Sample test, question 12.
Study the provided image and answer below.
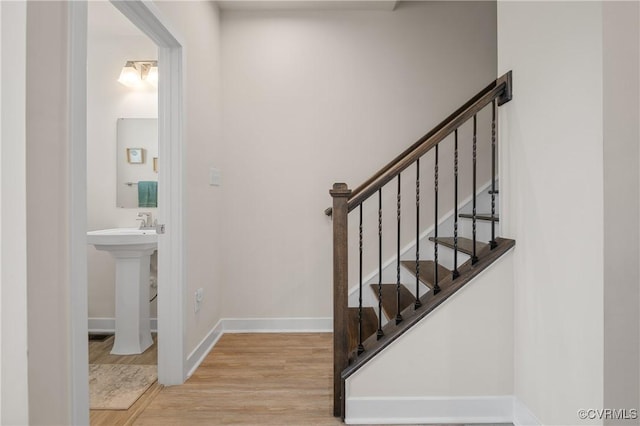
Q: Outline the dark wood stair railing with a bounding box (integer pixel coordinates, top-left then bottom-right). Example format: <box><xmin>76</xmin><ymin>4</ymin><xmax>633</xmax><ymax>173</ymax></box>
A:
<box><xmin>328</xmin><ymin>71</ymin><xmax>514</xmax><ymax>420</ymax></box>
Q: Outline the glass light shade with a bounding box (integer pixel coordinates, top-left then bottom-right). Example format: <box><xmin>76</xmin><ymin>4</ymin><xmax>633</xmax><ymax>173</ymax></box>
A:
<box><xmin>117</xmin><ymin>63</ymin><xmax>142</xmax><ymax>88</ymax></box>
<box><xmin>146</xmin><ymin>66</ymin><xmax>158</xmax><ymax>87</ymax></box>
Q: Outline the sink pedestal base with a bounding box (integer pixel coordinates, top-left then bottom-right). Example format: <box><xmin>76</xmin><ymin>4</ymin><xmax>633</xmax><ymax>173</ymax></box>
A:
<box><xmin>109</xmin><ymin>247</ymin><xmax>155</xmax><ymax>355</ymax></box>
<box><xmin>87</xmin><ymin>229</ymin><xmax>158</xmax><ymax>355</ymax></box>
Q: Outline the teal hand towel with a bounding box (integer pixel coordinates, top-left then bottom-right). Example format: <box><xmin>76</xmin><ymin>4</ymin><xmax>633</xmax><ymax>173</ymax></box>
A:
<box><xmin>138</xmin><ymin>181</ymin><xmax>158</xmax><ymax>208</ymax></box>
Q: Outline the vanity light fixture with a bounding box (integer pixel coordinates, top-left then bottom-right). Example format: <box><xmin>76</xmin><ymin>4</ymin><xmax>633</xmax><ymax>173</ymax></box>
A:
<box><xmin>117</xmin><ymin>60</ymin><xmax>158</xmax><ymax>88</ymax></box>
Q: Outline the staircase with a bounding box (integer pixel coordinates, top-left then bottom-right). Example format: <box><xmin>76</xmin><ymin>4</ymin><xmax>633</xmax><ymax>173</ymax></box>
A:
<box><xmin>327</xmin><ymin>71</ymin><xmax>515</xmax><ymax>419</ymax></box>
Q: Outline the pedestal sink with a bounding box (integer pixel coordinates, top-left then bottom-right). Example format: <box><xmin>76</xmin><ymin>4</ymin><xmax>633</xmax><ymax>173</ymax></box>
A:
<box><xmin>87</xmin><ymin>228</ymin><xmax>157</xmax><ymax>355</ymax></box>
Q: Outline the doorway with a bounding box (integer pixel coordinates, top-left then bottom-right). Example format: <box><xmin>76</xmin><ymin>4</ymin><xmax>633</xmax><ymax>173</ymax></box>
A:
<box><xmin>86</xmin><ymin>1</ymin><xmax>159</xmax><ymax>418</ymax></box>
<box><xmin>69</xmin><ymin>1</ymin><xmax>186</xmax><ymax>423</ymax></box>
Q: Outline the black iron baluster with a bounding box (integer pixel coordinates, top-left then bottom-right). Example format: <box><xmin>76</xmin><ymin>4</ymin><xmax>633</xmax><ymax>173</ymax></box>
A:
<box><xmin>490</xmin><ymin>100</ymin><xmax>498</xmax><ymax>249</ymax></box>
<box><xmin>433</xmin><ymin>145</ymin><xmax>441</xmax><ymax>295</ymax></box>
<box><xmin>415</xmin><ymin>159</ymin><xmax>421</xmax><ymax>308</ymax></box>
<box><xmin>377</xmin><ymin>188</ymin><xmax>384</xmax><ymax>339</ymax></box>
<box><xmin>396</xmin><ymin>174</ymin><xmax>402</xmax><ymax>324</ymax></box>
<box><xmin>471</xmin><ymin>114</ymin><xmax>479</xmax><ymax>264</ymax></box>
<box><xmin>453</xmin><ymin>129</ymin><xmax>460</xmax><ymax>279</ymax></box>
<box><xmin>357</xmin><ymin>204</ymin><xmax>364</xmax><ymax>354</ymax></box>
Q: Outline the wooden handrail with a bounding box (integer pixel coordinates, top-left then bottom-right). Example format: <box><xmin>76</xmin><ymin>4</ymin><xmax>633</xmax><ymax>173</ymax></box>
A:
<box><xmin>324</xmin><ymin>71</ymin><xmax>512</xmax><ymax>216</ymax></box>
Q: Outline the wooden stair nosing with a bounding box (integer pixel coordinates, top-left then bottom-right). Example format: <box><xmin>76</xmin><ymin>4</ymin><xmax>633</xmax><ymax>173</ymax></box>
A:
<box><xmin>400</xmin><ymin>260</ymin><xmax>450</xmax><ymax>289</ymax></box>
<box><xmin>428</xmin><ymin>236</ymin><xmax>488</xmax><ymax>256</ymax></box>
<box><xmin>342</xmin><ymin>237</ymin><xmax>516</xmax><ymax>380</ymax></box>
<box><xmin>458</xmin><ymin>213</ymin><xmax>499</xmax><ymax>222</ymax></box>
<box><xmin>368</xmin><ymin>283</ymin><xmax>415</xmax><ymax>321</ymax></box>
<box><xmin>347</xmin><ymin>307</ymin><xmax>378</xmax><ymax>354</ymax></box>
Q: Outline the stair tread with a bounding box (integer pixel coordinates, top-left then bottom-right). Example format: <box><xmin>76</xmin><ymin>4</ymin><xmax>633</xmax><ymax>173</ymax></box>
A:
<box><xmin>459</xmin><ymin>213</ymin><xmax>499</xmax><ymax>222</ymax></box>
<box><xmin>369</xmin><ymin>283</ymin><xmax>415</xmax><ymax>321</ymax></box>
<box><xmin>428</xmin><ymin>236</ymin><xmax>488</xmax><ymax>256</ymax></box>
<box><xmin>401</xmin><ymin>260</ymin><xmax>450</xmax><ymax>289</ymax></box>
<box><xmin>348</xmin><ymin>307</ymin><xmax>378</xmax><ymax>354</ymax></box>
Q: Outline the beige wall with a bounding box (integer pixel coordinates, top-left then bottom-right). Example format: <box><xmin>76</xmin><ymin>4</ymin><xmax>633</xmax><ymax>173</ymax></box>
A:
<box><xmin>26</xmin><ymin>2</ymin><xmax>72</xmax><ymax>424</ymax></box>
<box><xmin>498</xmin><ymin>2</ymin><xmax>605</xmax><ymax>424</ymax></box>
<box><xmin>154</xmin><ymin>1</ymin><xmax>224</xmax><ymax>354</ymax></box>
<box><xmin>1</xmin><ymin>1</ymin><xmax>29</xmax><ymax>424</ymax></box>
<box><xmin>603</xmin><ymin>2</ymin><xmax>640</xmax><ymax>423</ymax></box>
<box><xmin>219</xmin><ymin>1</ymin><xmax>497</xmax><ymax>320</ymax></box>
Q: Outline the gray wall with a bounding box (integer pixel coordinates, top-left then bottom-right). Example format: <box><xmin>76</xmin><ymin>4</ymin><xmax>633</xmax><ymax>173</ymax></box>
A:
<box><xmin>498</xmin><ymin>2</ymin><xmax>605</xmax><ymax>423</ymax></box>
<box><xmin>603</xmin><ymin>2</ymin><xmax>640</xmax><ymax>423</ymax></box>
<box><xmin>219</xmin><ymin>1</ymin><xmax>497</xmax><ymax>319</ymax></box>
<box><xmin>26</xmin><ymin>2</ymin><xmax>72</xmax><ymax>424</ymax></box>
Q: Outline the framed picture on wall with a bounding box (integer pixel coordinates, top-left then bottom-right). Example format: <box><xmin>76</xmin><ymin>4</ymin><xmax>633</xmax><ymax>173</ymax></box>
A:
<box><xmin>153</xmin><ymin>157</ymin><xmax>158</xmax><ymax>173</ymax></box>
<box><xmin>127</xmin><ymin>148</ymin><xmax>144</xmax><ymax>164</ymax></box>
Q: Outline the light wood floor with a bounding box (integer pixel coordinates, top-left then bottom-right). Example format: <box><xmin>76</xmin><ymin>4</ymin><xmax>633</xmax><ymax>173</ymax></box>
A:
<box><xmin>134</xmin><ymin>333</ymin><xmax>343</xmax><ymax>425</ymax></box>
<box><xmin>90</xmin><ymin>334</ymin><xmax>161</xmax><ymax>426</ymax></box>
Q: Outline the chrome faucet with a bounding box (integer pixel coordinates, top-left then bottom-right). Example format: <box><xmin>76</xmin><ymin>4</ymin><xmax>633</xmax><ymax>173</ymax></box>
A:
<box><xmin>137</xmin><ymin>212</ymin><xmax>153</xmax><ymax>229</ymax></box>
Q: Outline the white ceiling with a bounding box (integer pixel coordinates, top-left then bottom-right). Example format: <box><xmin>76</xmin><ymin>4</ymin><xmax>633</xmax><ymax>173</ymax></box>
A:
<box><xmin>216</xmin><ymin>0</ymin><xmax>399</xmax><ymax>11</ymax></box>
<box><xmin>87</xmin><ymin>0</ymin><xmax>399</xmax><ymax>34</ymax></box>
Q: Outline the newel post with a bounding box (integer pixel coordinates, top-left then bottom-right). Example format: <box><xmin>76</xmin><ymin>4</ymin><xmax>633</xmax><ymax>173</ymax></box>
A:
<box><xmin>330</xmin><ymin>182</ymin><xmax>351</xmax><ymax>418</ymax></box>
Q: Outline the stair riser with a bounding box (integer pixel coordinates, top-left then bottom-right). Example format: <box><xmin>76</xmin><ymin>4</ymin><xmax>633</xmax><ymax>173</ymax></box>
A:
<box><xmin>460</xmin><ymin>187</ymin><xmax>497</xmax><ymax>213</ymax></box>
<box><xmin>458</xmin><ymin>219</ymin><xmax>500</xmax><ymax>244</ymax></box>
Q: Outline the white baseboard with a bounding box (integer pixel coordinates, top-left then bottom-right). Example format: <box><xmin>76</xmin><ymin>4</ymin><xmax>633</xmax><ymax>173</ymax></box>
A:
<box><xmin>186</xmin><ymin>319</ymin><xmax>225</xmax><ymax>378</ymax></box>
<box><xmin>345</xmin><ymin>395</ymin><xmax>514</xmax><ymax>424</ymax></box>
<box><xmin>185</xmin><ymin>317</ymin><xmax>332</xmax><ymax>379</ymax></box>
<box><xmin>220</xmin><ymin>317</ymin><xmax>332</xmax><ymax>333</ymax></box>
<box><xmin>513</xmin><ymin>396</ymin><xmax>542</xmax><ymax>426</ymax></box>
<box><xmin>345</xmin><ymin>395</ymin><xmax>541</xmax><ymax>425</ymax></box>
<box><xmin>88</xmin><ymin>317</ymin><xmax>158</xmax><ymax>333</ymax></box>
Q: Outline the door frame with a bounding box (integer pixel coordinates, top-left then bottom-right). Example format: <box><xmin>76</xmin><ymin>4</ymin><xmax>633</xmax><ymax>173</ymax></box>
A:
<box><xmin>69</xmin><ymin>1</ymin><xmax>186</xmax><ymax>423</ymax></box>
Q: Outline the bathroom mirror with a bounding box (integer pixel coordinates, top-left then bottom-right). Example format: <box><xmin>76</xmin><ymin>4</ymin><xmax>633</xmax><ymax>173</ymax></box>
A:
<box><xmin>116</xmin><ymin>118</ymin><xmax>158</xmax><ymax>208</ymax></box>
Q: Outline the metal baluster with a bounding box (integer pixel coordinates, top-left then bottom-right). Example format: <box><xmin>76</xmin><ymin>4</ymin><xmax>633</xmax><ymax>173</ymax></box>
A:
<box><xmin>453</xmin><ymin>129</ymin><xmax>460</xmax><ymax>279</ymax></box>
<box><xmin>490</xmin><ymin>100</ymin><xmax>498</xmax><ymax>249</ymax></box>
<box><xmin>395</xmin><ymin>174</ymin><xmax>403</xmax><ymax>324</ymax></box>
<box><xmin>377</xmin><ymin>189</ymin><xmax>384</xmax><ymax>339</ymax></box>
<box><xmin>433</xmin><ymin>145</ymin><xmax>441</xmax><ymax>294</ymax></box>
<box><xmin>471</xmin><ymin>114</ymin><xmax>479</xmax><ymax>264</ymax></box>
<box><xmin>357</xmin><ymin>204</ymin><xmax>364</xmax><ymax>354</ymax></box>
<box><xmin>415</xmin><ymin>159</ymin><xmax>421</xmax><ymax>308</ymax></box>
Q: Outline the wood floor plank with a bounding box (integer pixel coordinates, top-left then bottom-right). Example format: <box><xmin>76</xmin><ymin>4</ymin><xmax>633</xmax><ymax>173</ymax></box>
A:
<box><xmin>134</xmin><ymin>333</ymin><xmax>343</xmax><ymax>426</ymax></box>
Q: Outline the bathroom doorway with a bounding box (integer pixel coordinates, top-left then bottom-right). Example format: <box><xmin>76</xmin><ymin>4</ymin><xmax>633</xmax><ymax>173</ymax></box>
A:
<box><xmin>86</xmin><ymin>2</ymin><xmax>159</xmax><ymax>419</ymax></box>
<box><xmin>70</xmin><ymin>1</ymin><xmax>185</xmax><ymax>423</ymax></box>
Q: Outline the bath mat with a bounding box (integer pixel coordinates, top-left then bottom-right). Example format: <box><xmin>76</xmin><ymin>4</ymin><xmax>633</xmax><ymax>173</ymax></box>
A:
<box><xmin>89</xmin><ymin>364</ymin><xmax>157</xmax><ymax>410</ymax></box>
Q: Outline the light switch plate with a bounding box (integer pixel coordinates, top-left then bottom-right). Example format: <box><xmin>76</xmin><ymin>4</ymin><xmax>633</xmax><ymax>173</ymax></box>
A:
<box><xmin>209</xmin><ymin>167</ymin><xmax>222</xmax><ymax>186</ymax></box>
